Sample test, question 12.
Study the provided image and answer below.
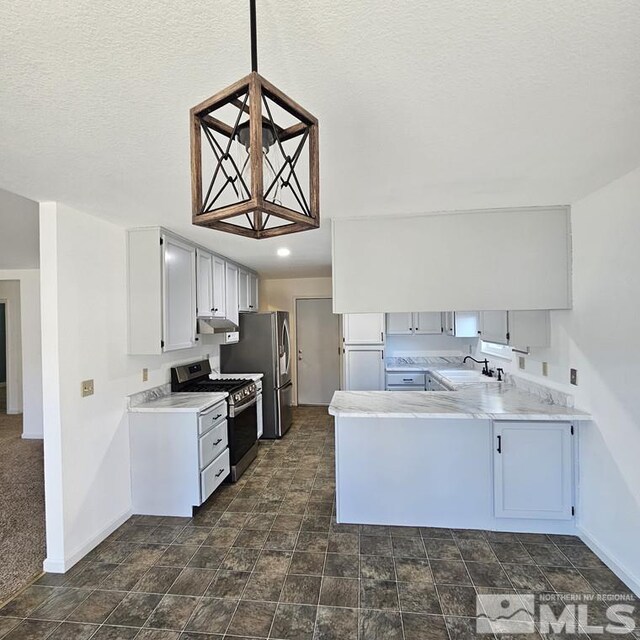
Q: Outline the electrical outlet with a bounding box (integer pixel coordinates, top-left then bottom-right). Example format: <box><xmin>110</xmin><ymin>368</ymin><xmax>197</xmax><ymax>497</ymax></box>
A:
<box><xmin>570</xmin><ymin>368</ymin><xmax>578</xmax><ymax>386</ymax></box>
<box><xmin>81</xmin><ymin>379</ymin><xmax>94</xmax><ymax>397</ymax></box>
<box><xmin>142</xmin><ymin>368</ymin><xmax>148</xmax><ymax>382</ymax></box>
<box><xmin>518</xmin><ymin>356</ymin><xmax>525</xmax><ymax>370</ymax></box>
<box><xmin>542</xmin><ymin>362</ymin><xmax>548</xmax><ymax>377</ymax></box>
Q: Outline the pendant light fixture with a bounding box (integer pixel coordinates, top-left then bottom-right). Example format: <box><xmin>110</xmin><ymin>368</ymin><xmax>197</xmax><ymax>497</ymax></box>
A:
<box><xmin>190</xmin><ymin>0</ymin><xmax>319</xmax><ymax>238</ymax></box>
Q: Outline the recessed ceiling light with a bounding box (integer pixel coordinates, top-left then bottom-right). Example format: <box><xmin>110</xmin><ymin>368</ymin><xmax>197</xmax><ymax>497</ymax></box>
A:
<box><xmin>277</xmin><ymin>247</ymin><xmax>291</xmax><ymax>257</ymax></box>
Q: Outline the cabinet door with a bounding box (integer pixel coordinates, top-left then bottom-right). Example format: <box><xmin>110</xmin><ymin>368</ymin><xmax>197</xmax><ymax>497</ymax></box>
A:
<box><xmin>454</xmin><ymin>312</ymin><xmax>481</xmax><ymax>338</ymax></box>
<box><xmin>196</xmin><ymin>249</ymin><xmax>213</xmax><ymax>318</ymax></box>
<box><xmin>225</xmin><ymin>263</ymin><xmax>239</xmax><ymax>328</ymax></box>
<box><xmin>343</xmin><ymin>348</ymin><xmax>385</xmax><ymax>390</ymax></box>
<box><xmin>414</xmin><ymin>312</ymin><xmax>443</xmax><ymax>335</ymax></box>
<box><xmin>508</xmin><ymin>311</ymin><xmax>550</xmax><ymax>348</ymax></box>
<box><xmin>238</xmin><ymin>268</ymin><xmax>250</xmax><ymax>312</ymax></box>
<box><xmin>442</xmin><ymin>312</ymin><xmax>454</xmax><ymax>336</ymax></box>
<box><xmin>494</xmin><ymin>422</ymin><xmax>574</xmax><ymax>520</ymax></box>
<box><xmin>249</xmin><ymin>273</ymin><xmax>258</xmax><ymax>312</ymax></box>
<box><xmin>212</xmin><ymin>256</ymin><xmax>227</xmax><ymax>318</ymax></box>
<box><xmin>386</xmin><ymin>313</ymin><xmax>413</xmax><ymax>335</ymax></box>
<box><xmin>162</xmin><ymin>235</ymin><xmax>196</xmax><ymax>351</ymax></box>
<box><xmin>343</xmin><ymin>314</ymin><xmax>385</xmax><ymax>344</ymax></box>
<box><xmin>480</xmin><ymin>311</ymin><xmax>509</xmax><ymax>344</ymax></box>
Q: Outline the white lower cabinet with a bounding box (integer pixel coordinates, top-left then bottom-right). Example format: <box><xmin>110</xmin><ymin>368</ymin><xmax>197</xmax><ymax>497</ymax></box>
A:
<box><xmin>130</xmin><ymin>399</ymin><xmax>230</xmax><ymax>517</ymax></box>
<box><xmin>493</xmin><ymin>421</ymin><xmax>574</xmax><ymax>520</ymax></box>
<box><xmin>343</xmin><ymin>347</ymin><xmax>385</xmax><ymax>390</ymax></box>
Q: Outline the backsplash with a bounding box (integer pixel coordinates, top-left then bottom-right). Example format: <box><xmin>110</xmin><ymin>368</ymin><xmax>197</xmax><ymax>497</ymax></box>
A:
<box><xmin>127</xmin><ymin>383</ymin><xmax>170</xmax><ymax>408</ymax></box>
<box><xmin>508</xmin><ymin>375</ymin><xmax>574</xmax><ymax>408</ymax></box>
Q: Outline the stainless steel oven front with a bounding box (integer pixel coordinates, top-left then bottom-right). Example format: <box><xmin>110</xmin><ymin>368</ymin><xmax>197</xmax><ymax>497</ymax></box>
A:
<box><xmin>227</xmin><ymin>394</ymin><xmax>259</xmax><ymax>481</ymax></box>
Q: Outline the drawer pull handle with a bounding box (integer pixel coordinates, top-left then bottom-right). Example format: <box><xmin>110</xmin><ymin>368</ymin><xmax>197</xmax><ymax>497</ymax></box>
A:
<box><xmin>211</xmin><ymin>414</ymin><xmax>222</xmax><ymax>421</ymax></box>
<box><xmin>213</xmin><ymin>438</ymin><xmax>222</xmax><ymax>446</ymax></box>
<box><xmin>403</xmin><ymin>379</ymin><xmax>413</xmax><ymax>382</ymax></box>
<box><xmin>215</xmin><ymin>468</ymin><xmax>225</xmax><ymax>477</ymax></box>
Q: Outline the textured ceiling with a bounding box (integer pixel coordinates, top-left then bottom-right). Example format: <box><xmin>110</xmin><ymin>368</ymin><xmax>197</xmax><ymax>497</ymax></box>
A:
<box><xmin>1</xmin><ymin>0</ymin><xmax>639</xmax><ymax>277</ymax></box>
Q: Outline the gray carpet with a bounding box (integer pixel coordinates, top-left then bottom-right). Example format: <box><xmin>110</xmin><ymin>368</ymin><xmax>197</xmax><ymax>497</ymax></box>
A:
<box><xmin>0</xmin><ymin>402</ymin><xmax>45</xmax><ymax>604</ymax></box>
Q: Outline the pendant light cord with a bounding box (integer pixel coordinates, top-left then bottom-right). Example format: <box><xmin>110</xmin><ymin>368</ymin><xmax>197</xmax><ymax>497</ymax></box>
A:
<box><xmin>250</xmin><ymin>0</ymin><xmax>258</xmax><ymax>72</ymax></box>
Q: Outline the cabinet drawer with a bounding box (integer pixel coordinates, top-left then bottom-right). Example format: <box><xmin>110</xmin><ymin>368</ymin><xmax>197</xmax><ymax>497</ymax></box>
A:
<box><xmin>199</xmin><ymin>421</ymin><xmax>228</xmax><ymax>470</ymax></box>
<box><xmin>199</xmin><ymin>402</ymin><xmax>227</xmax><ymax>435</ymax></box>
<box><xmin>387</xmin><ymin>385</ymin><xmax>425</xmax><ymax>392</ymax></box>
<box><xmin>387</xmin><ymin>373</ymin><xmax>426</xmax><ymax>386</ymax></box>
<box><xmin>201</xmin><ymin>448</ymin><xmax>230</xmax><ymax>503</ymax></box>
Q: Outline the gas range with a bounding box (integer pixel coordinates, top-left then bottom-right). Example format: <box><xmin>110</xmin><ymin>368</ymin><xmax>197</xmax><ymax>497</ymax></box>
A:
<box><xmin>171</xmin><ymin>360</ymin><xmax>259</xmax><ymax>483</ymax></box>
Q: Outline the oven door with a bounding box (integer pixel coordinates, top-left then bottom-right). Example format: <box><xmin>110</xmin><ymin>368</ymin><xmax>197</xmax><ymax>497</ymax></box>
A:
<box><xmin>228</xmin><ymin>397</ymin><xmax>258</xmax><ymax>466</ymax></box>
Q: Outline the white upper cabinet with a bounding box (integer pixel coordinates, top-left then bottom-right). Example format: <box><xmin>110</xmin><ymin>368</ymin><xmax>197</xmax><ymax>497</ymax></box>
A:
<box><xmin>479</xmin><ymin>311</ymin><xmax>509</xmax><ymax>345</ymax></box>
<box><xmin>196</xmin><ymin>249</ymin><xmax>214</xmax><ymax>318</ymax></box>
<box><xmin>387</xmin><ymin>312</ymin><xmax>442</xmax><ymax>336</ymax></box>
<box><xmin>443</xmin><ymin>312</ymin><xmax>480</xmax><ymax>338</ymax></box>
<box><xmin>127</xmin><ymin>227</ymin><xmax>255</xmax><ymax>354</ymax></box>
<box><xmin>197</xmin><ymin>250</ymin><xmax>230</xmax><ymax>320</ymax></box>
<box><xmin>343</xmin><ymin>313</ymin><xmax>386</xmax><ymax>345</ymax></box>
<box><xmin>414</xmin><ymin>312</ymin><xmax>443</xmax><ymax>335</ymax></box>
<box><xmin>386</xmin><ymin>313</ymin><xmax>414</xmax><ymax>335</ymax></box>
<box><xmin>128</xmin><ymin>228</ymin><xmax>196</xmax><ymax>354</ymax></box>
<box><xmin>162</xmin><ymin>235</ymin><xmax>197</xmax><ymax>351</ymax></box>
<box><xmin>238</xmin><ymin>268</ymin><xmax>258</xmax><ymax>313</ymax></box>
<box><xmin>343</xmin><ymin>347</ymin><xmax>385</xmax><ymax>390</ymax></box>
<box><xmin>225</xmin><ymin>262</ymin><xmax>239</xmax><ymax>328</ymax></box>
<box><xmin>494</xmin><ymin>421</ymin><xmax>574</xmax><ymax>520</ymax></box>
<box><xmin>249</xmin><ymin>273</ymin><xmax>259</xmax><ymax>311</ymax></box>
<box><xmin>480</xmin><ymin>311</ymin><xmax>550</xmax><ymax>348</ymax></box>
<box><xmin>212</xmin><ymin>255</ymin><xmax>227</xmax><ymax>318</ymax></box>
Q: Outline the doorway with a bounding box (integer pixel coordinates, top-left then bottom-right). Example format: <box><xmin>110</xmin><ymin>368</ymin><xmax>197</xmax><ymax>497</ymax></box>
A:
<box><xmin>0</xmin><ymin>301</ymin><xmax>5</xmax><ymax>413</ymax></box>
<box><xmin>295</xmin><ymin>298</ymin><xmax>340</xmax><ymax>405</ymax></box>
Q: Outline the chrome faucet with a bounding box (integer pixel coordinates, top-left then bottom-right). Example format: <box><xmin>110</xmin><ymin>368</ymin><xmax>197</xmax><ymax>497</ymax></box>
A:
<box><xmin>463</xmin><ymin>356</ymin><xmax>490</xmax><ymax>376</ymax></box>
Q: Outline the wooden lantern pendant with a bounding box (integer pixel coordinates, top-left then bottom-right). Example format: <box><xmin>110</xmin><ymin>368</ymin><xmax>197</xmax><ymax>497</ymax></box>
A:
<box><xmin>190</xmin><ymin>1</ymin><xmax>319</xmax><ymax>239</ymax></box>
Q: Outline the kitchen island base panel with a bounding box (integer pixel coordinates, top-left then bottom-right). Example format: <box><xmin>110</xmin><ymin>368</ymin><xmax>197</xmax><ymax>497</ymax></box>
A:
<box><xmin>335</xmin><ymin>416</ymin><xmax>577</xmax><ymax>535</ymax></box>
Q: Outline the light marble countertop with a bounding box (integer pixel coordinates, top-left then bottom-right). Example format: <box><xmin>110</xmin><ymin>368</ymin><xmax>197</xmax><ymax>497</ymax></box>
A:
<box><xmin>328</xmin><ymin>386</ymin><xmax>590</xmax><ymax>421</ymax></box>
<box><xmin>128</xmin><ymin>392</ymin><xmax>228</xmax><ymax>413</ymax></box>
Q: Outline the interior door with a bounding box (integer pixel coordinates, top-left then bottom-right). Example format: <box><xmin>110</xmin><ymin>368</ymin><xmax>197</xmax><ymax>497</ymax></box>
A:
<box><xmin>296</xmin><ymin>298</ymin><xmax>341</xmax><ymax>405</ymax></box>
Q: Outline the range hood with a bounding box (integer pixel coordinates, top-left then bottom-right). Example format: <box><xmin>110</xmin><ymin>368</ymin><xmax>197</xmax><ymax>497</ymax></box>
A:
<box><xmin>197</xmin><ymin>317</ymin><xmax>238</xmax><ymax>334</ymax></box>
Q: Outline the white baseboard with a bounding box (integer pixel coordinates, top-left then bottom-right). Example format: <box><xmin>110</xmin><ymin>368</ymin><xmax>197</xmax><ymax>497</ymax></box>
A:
<box><xmin>6</xmin><ymin>409</ymin><xmax>21</xmax><ymax>415</ymax></box>
<box><xmin>43</xmin><ymin>508</ymin><xmax>133</xmax><ymax>574</ymax></box>
<box><xmin>578</xmin><ymin>525</ymin><xmax>640</xmax><ymax>598</ymax></box>
<box><xmin>22</xmin><ymin>432</ymin><xmax>43</xmax><ymax>440</ymax></box>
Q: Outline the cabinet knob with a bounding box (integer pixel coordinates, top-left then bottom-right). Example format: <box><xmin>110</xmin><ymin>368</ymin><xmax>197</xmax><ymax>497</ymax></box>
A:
<box><xmin>212</xmin><ymin>308</ymin><xmax>217</xmax><ymax>312</ymax></box>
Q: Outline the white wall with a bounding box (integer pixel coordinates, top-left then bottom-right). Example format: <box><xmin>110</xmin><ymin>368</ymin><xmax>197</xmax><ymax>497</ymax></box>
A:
<box><xmin>477</xmin><ymin>167</ymin><xmax>640</xmax><ymax>595</ymax></box>
<box><xmin>0</xmin><ymin>187</ymin><xmax>39</xmax><ymax>269</ymax></box>
<box><xmin>260</xmin><ymin>277</ymin><xmax>333</xmax><ymax>404</ymax></box>
<box><xmin>40</xmin><ymin>202</ymin><xmax>225</xmax><ymax>572</ymax></box>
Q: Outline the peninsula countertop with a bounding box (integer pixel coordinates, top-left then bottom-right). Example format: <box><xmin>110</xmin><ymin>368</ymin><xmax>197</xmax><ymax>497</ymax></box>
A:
<box><xmin>328</xmin><ymin>386</ymin><xmax>591</xmax><ymax>421</ymax></box>
<box><xmin>128</xmin><ymin>392</ymin><xmax>228</xmax><ymax>413</ymax></box>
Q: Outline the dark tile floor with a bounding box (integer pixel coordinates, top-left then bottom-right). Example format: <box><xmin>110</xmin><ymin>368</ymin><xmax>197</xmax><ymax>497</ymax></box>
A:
<box><xmin>0</xmin><ymin>407</ymin><xmax>637</xmax><ymax>639</ymax></box>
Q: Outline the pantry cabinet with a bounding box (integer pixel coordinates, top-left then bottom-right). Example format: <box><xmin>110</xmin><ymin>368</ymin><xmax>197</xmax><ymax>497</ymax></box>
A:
<box><xmin>493</xmin><ymin>421</ymin><xmax>574</xmax><ymax>520</ymax></box>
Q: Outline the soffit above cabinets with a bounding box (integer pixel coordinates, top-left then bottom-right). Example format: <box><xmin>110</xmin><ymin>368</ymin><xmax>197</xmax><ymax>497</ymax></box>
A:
<box><xmin>332</xmin><ymin>206</ymin><xmax>571</xmax><ymax>313</ymax></box>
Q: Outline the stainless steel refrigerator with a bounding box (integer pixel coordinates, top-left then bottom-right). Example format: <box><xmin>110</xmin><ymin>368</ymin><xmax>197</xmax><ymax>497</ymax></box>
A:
<box><xmin>220</xmin><ymin>311</ymin><xmax>293</xmax><ymax>438</ymax></box>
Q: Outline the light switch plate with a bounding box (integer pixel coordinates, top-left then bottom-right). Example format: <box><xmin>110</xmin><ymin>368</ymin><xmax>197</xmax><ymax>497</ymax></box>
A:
<box><xmin>81</xmin><ymin>379</ymin><xmax>94</xmax><ymax>397</ymax></box>
<box><xmin>542</xmin><ymin>362</ymin><xmax>548</xmax><ymax>377</ymax></box>
<box><xmin>142</xmin><ymin>368</ymin><xmax>148</xmax><ymax>382</ymax></box>
<box><xmin>518</xmin><ymin>356</ymin><xmax>525</xmax><ymax>370</ymax></box>
<box><xmin>570</xmin><ymin>368</ymin><xmax>578</xmax><ymax>386</ymax></box>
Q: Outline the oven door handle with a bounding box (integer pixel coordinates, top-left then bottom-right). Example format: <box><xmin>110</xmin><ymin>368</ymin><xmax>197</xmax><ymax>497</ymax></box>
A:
<box><xmin>229</xmin><ymin>395</ymin><xmax>257</xmax><ymax>417</ymax></box>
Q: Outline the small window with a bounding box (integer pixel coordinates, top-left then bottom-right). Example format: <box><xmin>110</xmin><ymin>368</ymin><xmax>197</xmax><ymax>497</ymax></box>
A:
<box><xmin>480</xmin><ymin>341</ymin><xmax>512</xmax><ymax>360</ymax></box>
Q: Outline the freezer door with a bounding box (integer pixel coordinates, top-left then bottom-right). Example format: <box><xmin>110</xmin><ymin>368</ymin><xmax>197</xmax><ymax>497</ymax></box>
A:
<box><xmin>276</xmin><ymin>381</ymin><xmax>293</xmax><ymax>437</ymax></box>
<box><xmin>276</xmin><ymin>312</ymin><xmax>292</xmax><ymax>387</ymax></box>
